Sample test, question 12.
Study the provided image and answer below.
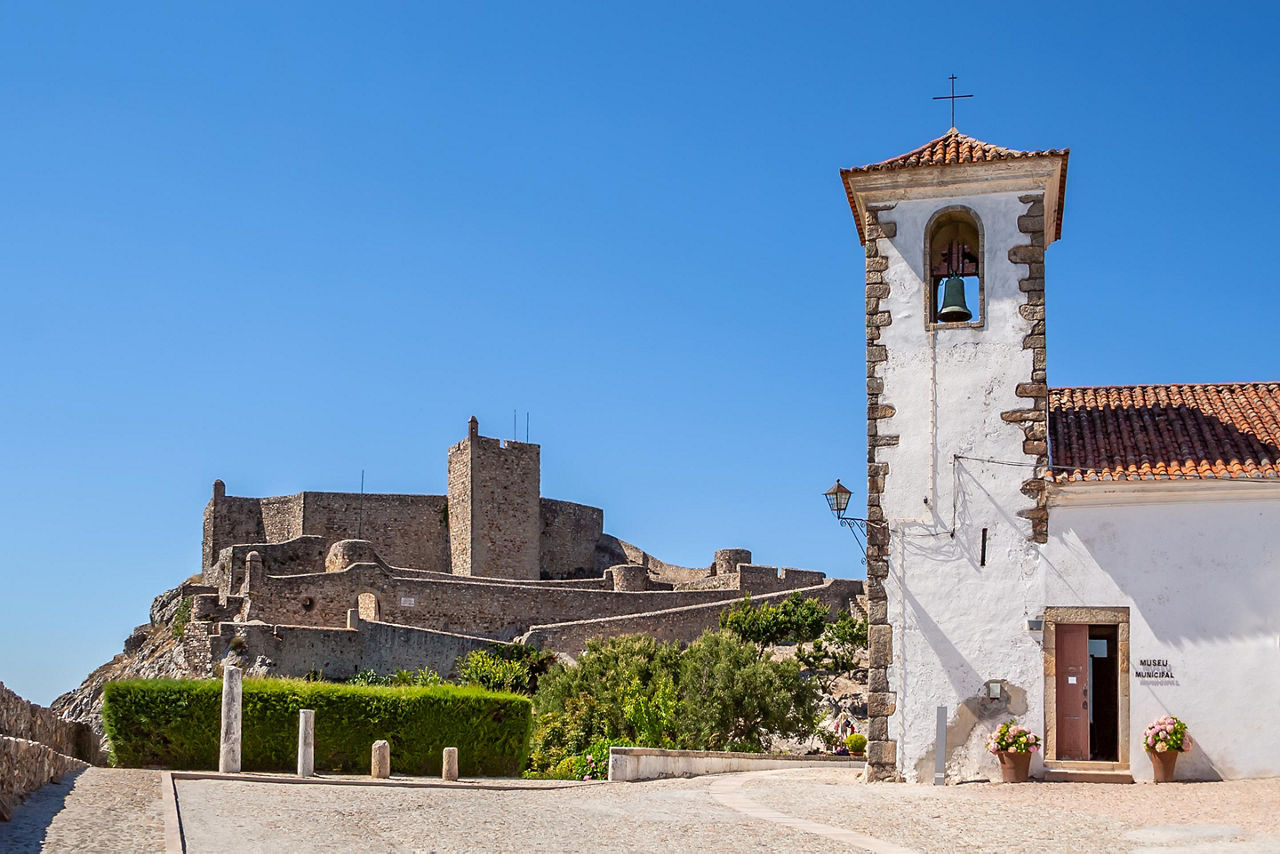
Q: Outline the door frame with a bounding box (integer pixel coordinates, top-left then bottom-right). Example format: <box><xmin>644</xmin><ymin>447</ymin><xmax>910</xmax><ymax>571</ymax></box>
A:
<box><xmin>1043</xmin><ymin>606</ymin><xmax>1130</xmax><ymax>767</ymax></box>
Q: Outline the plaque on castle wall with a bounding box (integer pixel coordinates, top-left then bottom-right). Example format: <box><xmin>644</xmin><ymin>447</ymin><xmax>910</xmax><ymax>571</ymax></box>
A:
<box><xmin>400</xmin><ymin>597</ymin><xmax>416</xmax><ymax>607</ymax></box>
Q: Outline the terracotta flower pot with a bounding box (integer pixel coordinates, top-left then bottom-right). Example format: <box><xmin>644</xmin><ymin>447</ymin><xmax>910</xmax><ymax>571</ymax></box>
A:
<box><xmin>1148</xmin><ymin>749</ymin><xmax>1179</xmax><ymax>783</ymax></box>
<box><xmin>997</xmin><ymin>750</ymin><xmax>1032</xmax><ymax>783</ymax></box>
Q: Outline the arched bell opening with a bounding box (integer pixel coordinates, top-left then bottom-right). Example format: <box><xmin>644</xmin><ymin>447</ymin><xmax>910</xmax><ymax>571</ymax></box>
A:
<box><xmin>925</xmin><ymin>208</ymin><xmax>983</xmax><ymax>326</ymax></box>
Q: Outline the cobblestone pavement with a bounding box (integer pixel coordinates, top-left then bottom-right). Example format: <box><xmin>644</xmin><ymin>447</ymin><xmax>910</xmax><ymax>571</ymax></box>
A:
<box><xmin>174</xmin><ymin>770</ymin><xmax>1280</xmax><ymax>854</ymax></box>
<box><xmin>0</xmin><ymin>768</ymin><xmax>165</xmax><ymax>854</ymax></box>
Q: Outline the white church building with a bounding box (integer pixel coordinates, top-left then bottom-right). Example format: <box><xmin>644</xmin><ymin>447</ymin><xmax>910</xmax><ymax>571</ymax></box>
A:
<box><xmin>840</xmin><ymin>129</ymin><xmax>1280</xmax><ymax>783</ymax></box>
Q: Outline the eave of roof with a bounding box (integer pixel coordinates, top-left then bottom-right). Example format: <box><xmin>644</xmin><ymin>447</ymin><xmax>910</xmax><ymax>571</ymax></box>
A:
<box><xmin>840</xmin><ymin>128</ymin><xmax>1069</xmax><ymax>244</ymax></box>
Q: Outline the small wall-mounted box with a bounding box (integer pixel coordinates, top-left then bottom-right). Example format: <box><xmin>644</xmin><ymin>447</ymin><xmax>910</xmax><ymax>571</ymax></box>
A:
<box><xmin>1026</xmin><ymin>618</ymin><xmax>1045</xmax><ymax>632</ymax></box>
<box><xmin>984</xmin><ymin>680</ymin><xmax>1003</xmax><ymax>699</ymax></box>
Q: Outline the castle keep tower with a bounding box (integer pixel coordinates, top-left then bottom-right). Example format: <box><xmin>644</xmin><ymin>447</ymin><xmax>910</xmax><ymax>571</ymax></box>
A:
<box><xmin>447</xmin><ymin>416</ymin><xmax>542</xmax><ymax>579</ymax></box>
<box><xmin>841</xmin><ymin>130</ymin><xmax>1069</xmax><ymax>782</ymax></box>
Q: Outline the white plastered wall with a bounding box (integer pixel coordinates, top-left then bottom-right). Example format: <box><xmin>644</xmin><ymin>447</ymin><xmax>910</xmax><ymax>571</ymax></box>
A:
<box><xmin>1042</xmin><ymin>487</ymin><xmax>1280</xmax><ymax>781</ymax></box>
<box><xmin>876</xmin><ymin>187</ymin><xmax>1047</xmax><ymax>782</ymax></box>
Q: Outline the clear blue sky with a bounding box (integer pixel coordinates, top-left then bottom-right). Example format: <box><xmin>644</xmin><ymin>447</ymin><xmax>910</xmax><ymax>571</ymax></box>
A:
<box><xmin>2</xmin><ymin>3</ymin><xmax>1275</xmax><ymax>704</ymax></box>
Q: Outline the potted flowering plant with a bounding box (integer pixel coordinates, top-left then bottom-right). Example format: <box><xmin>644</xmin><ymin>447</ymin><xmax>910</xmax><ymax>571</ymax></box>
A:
<box><xmin>985</xmin><ymin>720</ymin><xmax>1041</xmax><ymax>783</ymax></box>
<box><xmin>1144</xmin><ymin>715</ymin><xmax>1191</xmax><ymax>783</ymax></box>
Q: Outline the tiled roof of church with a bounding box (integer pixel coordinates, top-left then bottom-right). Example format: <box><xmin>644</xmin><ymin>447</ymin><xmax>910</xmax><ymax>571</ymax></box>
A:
<box><xmin>1047</xmin><ymin>383</ymin><xmax>1280</xmax><ymax>482</ymax></box>
<box><xmin>840</xmin><ymin>128</ymin><xmax>1070</xmax><ymax>243</ymax></box>
<box><xmin>843</xmin><ymin>128</ymin><xmax>1069</xmax><ymax>173</ymax></box>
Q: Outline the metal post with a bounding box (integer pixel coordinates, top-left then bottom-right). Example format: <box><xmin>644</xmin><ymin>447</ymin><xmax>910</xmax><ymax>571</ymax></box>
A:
<box><xmin>933</xmin><ymin>705</ymin><xmax>947</xmax><ymax>785</ymax></box>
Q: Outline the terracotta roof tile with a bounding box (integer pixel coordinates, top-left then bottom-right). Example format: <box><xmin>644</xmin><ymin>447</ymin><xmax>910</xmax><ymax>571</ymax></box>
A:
<box><xmin>840</xmin><ymin>128</ymin><xmax>1070</xmax><ymax>244</ymax></box>
<box><xmin>843</xmin><ymin>128</ymin><xmax>1068</xmax><ymax>174</ymax></box>
<box><xmin>1048</xmin><ymin>383</ymin><xmax>1280</xmax><ymax>483</ymax></box>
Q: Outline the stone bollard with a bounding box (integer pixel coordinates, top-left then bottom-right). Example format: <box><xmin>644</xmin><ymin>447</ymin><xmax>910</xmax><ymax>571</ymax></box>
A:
<box><xmin>219</xmin><ymin>665</ymin><xmax>242</xmax><ymax>773</ymax></box>
<box><xmin>371</xmin><ymin>740</ymin><xmax>390</xmax><ymax>779</ymax></box>
<box><xmin>297</xmin><ymin>709</ymin><xmax>315</xmax><ymax>777</ymax></box>
<box><xmin>442</xmin><ymin>747</ymin><xmax>458</xmax><ymax>782</ymax></box>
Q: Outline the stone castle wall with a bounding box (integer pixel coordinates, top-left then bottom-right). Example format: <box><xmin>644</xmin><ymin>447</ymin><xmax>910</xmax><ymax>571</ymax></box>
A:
<box><xmin>204</xmin><ymin>487</ymin><xmax>449</xmax><ymax>578</ymax></box>
<box><xmin>520</xmin><ymin>579</ymin><xmax>863</xmax><ymax>652</ymax></box>
<box><xmin>539</xmin><ymin>498</ymin><xmax>604</xmax><ymax>578</ymax></box>
<box><xmin>241</xmin><ymin>564</ymin><xmax>758</xmax><ymax>641</ymax></box>
<box><xmin>208</xmin><ymin>617</ymin><xmax>493</xmax><ymax>681</ymax></box>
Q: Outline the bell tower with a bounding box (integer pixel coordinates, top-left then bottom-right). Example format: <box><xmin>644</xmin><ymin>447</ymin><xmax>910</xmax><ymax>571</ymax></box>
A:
<box><xmin>840</xmin><ymin>129</ymin><xmax>1069</xmax><ymax>782</ymax></box>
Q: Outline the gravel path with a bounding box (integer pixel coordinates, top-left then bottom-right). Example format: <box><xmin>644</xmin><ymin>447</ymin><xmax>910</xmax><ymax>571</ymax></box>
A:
<box><xmin>0</xmin><ymin>768</ymin><xmax>165</xmax><ymax>854</ymax></box>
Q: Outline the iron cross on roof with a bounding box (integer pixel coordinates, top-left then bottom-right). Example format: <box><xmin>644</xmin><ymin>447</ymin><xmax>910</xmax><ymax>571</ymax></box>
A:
<box><xmin>932</xmin><ymin>75</ymin><xmax>973</xmax><ymax>128</ymax></box>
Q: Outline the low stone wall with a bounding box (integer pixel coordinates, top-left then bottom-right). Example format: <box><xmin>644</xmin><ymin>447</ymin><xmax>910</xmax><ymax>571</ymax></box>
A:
<box><xmin>0</xmin><ymin>736</ymin><xmax>89</xmax><ymax>821</ymax></box>
<box><xmin>607</xmin><ymin>746</ymin><xmax>864</xmax><ymax>782</ymax></box>
<box><xmin>519</xmin><ymin>579</ymin><xmax>862</xmax><ymax>653</ymax></box>
<box><xmin>0</xmin><ymin>682</ymin><xmax>101</xmax><ymax>764</ymax></box>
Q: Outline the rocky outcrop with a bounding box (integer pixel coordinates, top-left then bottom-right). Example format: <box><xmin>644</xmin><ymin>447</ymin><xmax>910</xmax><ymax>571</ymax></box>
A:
<box><xmin>51</xmin><ymin>583</ymin><xmax>212</xmax><ymax>748</ymax></box>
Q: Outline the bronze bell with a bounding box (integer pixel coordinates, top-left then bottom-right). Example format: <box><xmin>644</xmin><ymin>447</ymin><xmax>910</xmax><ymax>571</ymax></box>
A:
<box><xmin>936</xmin><ymin>276</ymin><xmax>972</xmax><ymax>322</ymax></box>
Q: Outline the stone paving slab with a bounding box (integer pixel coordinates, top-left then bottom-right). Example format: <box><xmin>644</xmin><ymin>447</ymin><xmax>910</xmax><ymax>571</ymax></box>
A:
<box><xmin>739</xmin><ymin>769</ymin><xmax>1280</xmax><ymax>853</ymax></box>
<box><xmin>6</xmin><ymin>765</ymin><xmax>1280</xmax><ymax>853</ymax></box>
<box><xmin>174</xmin><ymin>776</ymin><xmax>831</xmax><ymax>853</ymax></box>
<box><xmin>0</xmin><ymin>768</ymin><xmax>165</xmax><ymax>854</ymax></box>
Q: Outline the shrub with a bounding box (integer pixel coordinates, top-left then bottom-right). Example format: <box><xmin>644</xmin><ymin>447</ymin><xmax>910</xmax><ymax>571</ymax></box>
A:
<box><xmin>171</xmin><ymin>596</ymin><xmax>192</xmax><ymax>639</ymax></box>
<box><xmin>844</xmin><ymin>733</ymin><xmax>867</xmax><ymax>755</ymax></box>
<box><xmin>677</xmin><ymin>630</ymin><xmax>820</xmax><ymax>752</ymax></box>
<box><xmin>718</xmin><ymin>593</ymin><xmax>830</xmax><ymax>651</ymax></box>
<box><xmin>346</xmin><ymin>667</ymin><xmax>444</xmax><ymax>687</ymax></box>
<box><xmin>533</xmin><ymin>634</ymin><xmax>681</xmax><ymax>738</ymax></box>
<box><xmin>103</xmin><ymin>677</ymin><xmax>532</xmax><ymax>775</ymax></box>
<box><xmin>457</xmin><ymin>650</ymin><xmax>531</xmax><ymax>694</ymax></box>
<box><xmin>527</xmin><ymin>630</ymin><xmax>821</xmax><ymax>771</ymax></box>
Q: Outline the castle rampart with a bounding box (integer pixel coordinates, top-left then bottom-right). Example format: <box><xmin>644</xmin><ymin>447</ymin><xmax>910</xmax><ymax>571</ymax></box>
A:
<box><xmin>518</xmin><ymin>578</ymin><xmax>862</xmax><ymax>652</ymax></box>
<box><xmin>234</xmin><ymin>560</ymin><xmax>791</xmax><ymax>641</ymax></box>
<box><xmin>138</xmin><ymin>418</ymin><xmax>862</xmax><ymax>694</ymax></box>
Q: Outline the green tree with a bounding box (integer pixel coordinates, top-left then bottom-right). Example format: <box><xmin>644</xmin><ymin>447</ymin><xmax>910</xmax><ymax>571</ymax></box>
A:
<box><xmin>677</xmin><ymin>630</ymin><xmax>820</xmax><ymax>752</ymax></box>
<box><xmin>718</xmin><ymin>593</ymin><xmax>830</xmax><ymax>651</ymax></box>
<box><xmin>796</xmin><ymin>610</ymin><xmax>868</xmax><ymax>692</ymax></box>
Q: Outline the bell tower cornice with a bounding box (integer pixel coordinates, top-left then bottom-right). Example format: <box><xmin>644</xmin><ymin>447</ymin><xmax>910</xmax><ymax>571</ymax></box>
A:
<box><xmin>841</xmin><ymin>129</ymin><xmax>1068</xmax><ymax>246</ymax></box>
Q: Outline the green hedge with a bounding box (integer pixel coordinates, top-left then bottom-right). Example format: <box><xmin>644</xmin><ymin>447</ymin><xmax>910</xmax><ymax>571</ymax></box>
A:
<box><xmin>102</xmin><ymin>678</ymin><xmax>532</xmax><ymax>776</ymax></box>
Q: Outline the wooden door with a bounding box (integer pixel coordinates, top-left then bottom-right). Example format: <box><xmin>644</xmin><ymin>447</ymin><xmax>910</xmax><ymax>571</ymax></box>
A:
<box><xmin>1056</xmin><ymin>623</ymin><xmax>1090</xmax><ymax>760</ymax></box>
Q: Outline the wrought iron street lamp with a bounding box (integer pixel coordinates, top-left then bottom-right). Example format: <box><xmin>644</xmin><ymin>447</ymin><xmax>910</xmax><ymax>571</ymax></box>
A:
<box><xmin>823</xmin><ymin>478</ymin><xmax>878</xmax><ymax>562</ymax></box>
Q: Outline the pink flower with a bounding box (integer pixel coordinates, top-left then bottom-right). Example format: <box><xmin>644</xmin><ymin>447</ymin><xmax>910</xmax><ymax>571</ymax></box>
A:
<box><xmin>1155</xmin><ymin>742</ymin><xmax>1168</xmax><ymax>753</ymax></box>
<box><xmin>1030</xmin><ymin>745</ymin><xmax>1040</xmax><ymax>753</ymax></box>
<box><xmin>583</xmin><ymin>774</ymin><xmax>591</xmax><ymax>780</ymax></box>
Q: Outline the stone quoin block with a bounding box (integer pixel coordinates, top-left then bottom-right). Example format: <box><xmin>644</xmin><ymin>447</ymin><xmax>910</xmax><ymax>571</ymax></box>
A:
<box><xmin>869</xmin><ymin>625</ymin><xmax>892</xmax><ymax>666</ymax></box>
<box><xmin>867</xmin><ymin>692</ymin><xmax>897</xmax><ymax>717</ymax></box>
<box><xmin>868</xmin><ymin>667</ymin><xmax>889</xmax><ymax>693</ymax></box>
<box><xmin>867</xmin><ymin>739</ymin><xmax>897</xmax><ymax>767</ymax></box>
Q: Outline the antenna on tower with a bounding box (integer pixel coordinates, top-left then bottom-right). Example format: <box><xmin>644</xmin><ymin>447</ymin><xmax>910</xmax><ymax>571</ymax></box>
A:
<box><xmin>358</xmin><ymin>469</ymin><xmax>365</xmax><ymax>538</ymax></box>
